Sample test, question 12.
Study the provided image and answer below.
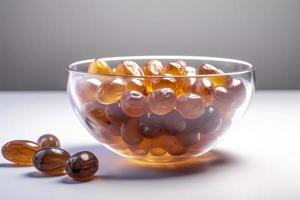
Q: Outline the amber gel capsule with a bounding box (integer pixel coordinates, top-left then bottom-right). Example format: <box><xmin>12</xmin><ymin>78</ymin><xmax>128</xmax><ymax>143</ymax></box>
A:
<box><xmin>88</xmin><ymin>59</ymin><xmax>113</xmax><ymax>75</ymax></box>
<box><xmin>1</xmin><ymin>140</ymin><xmax>40</xmax><ymax>166</ymax></box>
<box><xmin>66</xmin><ymin>151</ymin><xmax>99</xmax><ymax>181</ymax></box>
<box><xmin>33</xmin><ymin>148</ymin><xmax>70</xmax><ymax>175</ymax></box>
<box><xmin>37</xmin><ymin>134</ymin><xmax>60</xmax><ymax>148</ymax></box>
<box><xmin>148</xmin><ymin>88</ymin><xmax>177</xmax><ymax>115</ymax></box>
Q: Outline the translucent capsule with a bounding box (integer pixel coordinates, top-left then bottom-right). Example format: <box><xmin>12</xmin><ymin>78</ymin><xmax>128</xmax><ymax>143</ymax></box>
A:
<box><xmin>150</xmin><ymin>135</ymin><xmax>167</xmax><ymax>156</ymax></box>
<box><xmin>88</xmin><ymin>59</ymin><xmax>113</xmax><ymax>75</ymax></box>
<box><xmin>198</xmin><ymin>64</ymin><xmax>232</xmax><ymax>87</ymax></box>
<box><xmin>138</xmin><ymin>113</ymin><xmax>164</xmax><ymax>138</ymax></box>
<box><xmin>177</xmin><ymin>133</ymin><xmax>200</xmax><ymax>147</ymax></box>
<box><xmin>95</xmin><ymin>128</ymin><xmax>121</xmax><ymax>144</ymax></box>
<box><xmin>149</xmin><ymin>75</ymin><xmax>183</xmax><ymax>95</ymax></box>
<box><xmin>143</xmin><ymin>60</ymin><xmax>163</xmax><ymax>75</ymax></box>
<box><xmin>96</xmin><ymin>78</ymin><xmax>126</xmax><ymax>105</ymax></box>
<box><xmin>213</xmin><ymin>86</ymin><xmax>234</xmax><ymax>114</ymax></box>
<box><xmin>164</xmin><ymin>135</ymin><xmax>186</xmax><ymax>156</ymax></box>
<box><xmin>182</xmin><ymin>66</ymin><xmax>197</xmax><ymax>93</ymax></box>
<box><xmin>162</xmin><ymin>62</ymin><xmax>186</xmax><ymax>75</ymax></box>
<box><xmin>176</xmin><ymin>93</ymin><xmax>205</xmax><ymax>119</ymax></box>
<box><xmin>105</xmin><ymin>102</ymin><xmax>129</xmax><ymax>123</ymax></box>
<box><xmin>125</xmin><ymin>78</ymin><xmax>146</xmax><ymax>94</ymax></box>
<box><xmin>120</xmin><ymin>91</ymin><xmax>148</xmax><ymax>117</ymax></box>
<box><xmin>163</xmin><ymin>111</ymin><xmax>186</xmax><ymax>135</ymax></box>
<box><xmin>33</xmin><ymin>148</ymin><xmax>70</xmax><ymax>175</ymax></box>
<box><xmin>107</xmin><ymin>122</ymin><xmax>121</xmax><ymax>136</ymax></box>
<box><xmin>76</xmin><ymin>79</ymin><xmax>100</xmax><ymax>103</ymax></box>
<box><xmin>128</xmin><ymin>139</ymin><xmax>152</xmax><ymax>155</ymax></box>
<box><xmin>193</xmin><ymin>78</ymin><xmax>214</xmax><ymax>106</ymax></box>
<box><xmin>82</xmin><ymin>100</ymin><xmax>110</xmax><ymax>126</ymax></box>
<box><xmin>66</xmin><ymin>151</ymin><xmax>99</xmax><ymax>182</ymax></box>
<box><xmin>148</xmin><ymin>88</ymin><xmax>177</xmax><ymax>115</ymax></box>
<box><xmin>194</xmin><ymin>106</ymin><xmax>222</xmax><ymax>134</ymax></box>
<box><xmin>1</xmin><ymin>140</ymin><xmax>41</xmax><ymax>166</ymax></box>
<box><xmin>115</xmin><ymin>60</ymin><xmax>144</xmax><ymax>76</ymax></box>
<box><xmin>121</xmin><ymin>119</ymin><xmax>143</xmax><ymax>145</ymax></box>
<box><xmin>37</xmin><ymin>134</ymin><xmax>60</xmax><ymax>148</ymax></box>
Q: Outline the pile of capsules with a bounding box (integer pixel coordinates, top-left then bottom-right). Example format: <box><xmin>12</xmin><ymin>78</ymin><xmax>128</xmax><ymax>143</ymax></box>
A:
<box><xmin>1</xmin><ymin>134</ymin><xmax>98</xmax><ymax>181</ymax></box>
<box><xmin>74</xmin><ymin>59</ymin><xmax>246</xmax><ymax>159</ymax></box>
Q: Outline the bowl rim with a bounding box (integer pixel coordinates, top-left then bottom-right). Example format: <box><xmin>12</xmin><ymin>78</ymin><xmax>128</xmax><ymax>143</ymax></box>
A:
<box><xmin>66</xmin><ymin>55</ymin><xmax>255</xmax><ymax>78</ymax></box>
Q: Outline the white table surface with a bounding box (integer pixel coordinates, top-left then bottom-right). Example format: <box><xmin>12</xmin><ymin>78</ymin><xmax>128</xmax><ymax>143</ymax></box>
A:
<box><xmin>0</xmin><ymin>91</ymin><xmax>299</xmax><ymax>200</ymax></box>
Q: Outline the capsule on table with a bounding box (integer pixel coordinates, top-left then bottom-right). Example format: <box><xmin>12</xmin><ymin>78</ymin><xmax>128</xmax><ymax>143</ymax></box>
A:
<box><xmin>96</xmin><ymin>78</ymin><xmax>126</xmax><ymax>105</ymax></box>
<box><xmin>148</xmin><ymin>88</ymin><xmax>177</xmax><ymax>115</ymax></box>
<box><xmin>37</xmin><ymin>134</ymin><xmax>60</xmax><ymax>148</ymax></box>
<box><xmin>33</xmin><ymin>148</ymin><xmax>70</xmax><ymax>175</ymax></box>
<box><xmin>120</xmin><ymin>91</ymin><xmax>148</xmax><ymax>118</ymax></box>
<box><xmin>1</xmin><ymin>140</ymin><xmax>41</xmax><ymax>166</ymax></box>
<box><xmin>66</xmin><ymin>151</ymin><xmax>99</xmax><ymax>181</ymax></box>
<box><xmin>88</xmin><ymin>59</ymin><xmax>113</xmax><ymax>75</ymax></box>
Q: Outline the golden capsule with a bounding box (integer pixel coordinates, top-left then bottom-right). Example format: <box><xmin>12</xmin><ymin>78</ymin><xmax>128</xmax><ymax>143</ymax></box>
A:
<box><xmin>198</xmin><ymin>64</ymin><xmax>232</xmax><ymax>87</ymax></box>
<box><xmin>115</xmin><ymin>60</ymin><xmax>144</xmax><ymax>76</ymax></box>
<box><xmin>128</xmin><ymin>138</ymin><xmax>152</xmax><ymax>155</ymax></box>
<box><xmin>143</xmin><ymin>60</ymin><xmax>164</xmax><ymax>75</ymax></box>
<box><xmin>125</xmin><ymin>78</ymin><xmax>146</xmax><ymax>94</ymax></box>
<box><xmin>88</xmin><ymin>59</ymin><xmax>113</xmax><ymax>75</ymax></box>
<box><xmin>1</xmin><ymin>140</ymin><xmax>41</xmax><ymax>166</ymax></box>
<box><xmin>162</xmin><ymin>62</ymin><xmax>186</xmax><ymax>75</ymax></box>
<box><xmin>96</xmin><ymin>78</ymin><xmax>126</xmax><ymax>105</ymax></box>
<box><xmin>193</xmin><ymin>78</ymin><xmax>214</xmax><ymax>106</ymax></box>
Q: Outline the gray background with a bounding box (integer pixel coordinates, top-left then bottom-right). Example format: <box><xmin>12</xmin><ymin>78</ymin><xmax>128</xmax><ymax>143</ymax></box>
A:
<box><xmin>0</xmin><ymin>0</ymin><xmax>299</xmax><ymax>90</ymax></box>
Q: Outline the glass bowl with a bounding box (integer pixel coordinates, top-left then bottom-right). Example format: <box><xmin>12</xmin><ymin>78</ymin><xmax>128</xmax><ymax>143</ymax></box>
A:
<box><xmin>66</xmin><ymin>56</ymin><xmax>255</xmax><ymax>163</ymax></box>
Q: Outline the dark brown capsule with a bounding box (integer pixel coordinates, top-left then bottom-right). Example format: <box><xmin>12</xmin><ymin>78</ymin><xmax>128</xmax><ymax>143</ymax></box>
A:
<box><xmin>37</xmin><ymin>134</ymin><xmax>60</xmax><ymax>148</ymax></box>
<box><xmin>66</xmin><ymin>151</ymin><xmax>99</xmax><ymax>181</ymax></box>
<box><xmin>1</xmin><ymin>140</ymin><xmax>41</xmax><ymax>166</ymax></box>
<box><xmin>33</xmin><ymin>148</ymin><xmax>70</xmax><ymax>175</ymax></box>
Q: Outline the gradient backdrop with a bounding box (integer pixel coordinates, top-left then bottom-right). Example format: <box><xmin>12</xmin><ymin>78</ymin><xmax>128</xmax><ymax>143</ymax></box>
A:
<box><xmin>0</xmin><ymin>0</ymin><xmax>299</xmax><ymax>90</ymax></box>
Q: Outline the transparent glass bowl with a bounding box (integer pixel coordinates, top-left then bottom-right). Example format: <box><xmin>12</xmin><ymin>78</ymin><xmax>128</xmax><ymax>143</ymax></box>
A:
<box><xmin>66</xmin><ymin>56</ymin><xmax>255</xmax><ymax>163</ymax></box>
